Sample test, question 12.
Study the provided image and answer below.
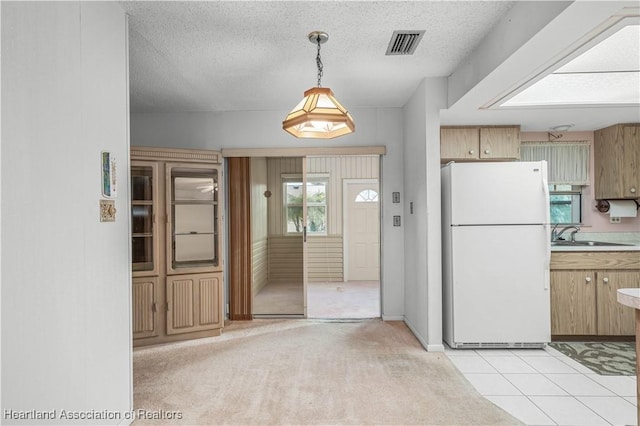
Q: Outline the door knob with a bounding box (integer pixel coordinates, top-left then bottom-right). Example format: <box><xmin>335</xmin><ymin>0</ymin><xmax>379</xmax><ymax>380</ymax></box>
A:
<box><xmin>630</xmin><ymin>187</ymin><xmax>636</xmax><ymax>193</ymax></box>
<box><xmin>484</xmin><ymin>149</ymin><xmax>490</xmax><ymax>155</ymax></box>
<box><xmin>468</xmin><ymin>150</ymin><xmax>474</xmax><ymax>155</ymax></box>
<box><xmin>585</xmin><ymin>277</ymin><xmax>592</xmax><ymax>283</ymax></box>
<box><xmin>602</xmin><ymin>277</ymin><xmax>609</xmax><ymax>284</ymax></box>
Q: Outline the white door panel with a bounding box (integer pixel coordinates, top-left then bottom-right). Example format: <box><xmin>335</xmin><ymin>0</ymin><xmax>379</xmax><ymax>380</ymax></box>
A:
<box><xmin>451</xmin><ymin>225</ymin><xmax>550</xmax><ymax>344</ymax></box>
<box><xmin>346</xmin><ymin>182</ymin><xmax>380</xmax><ymax>281</ymax></box>
<box><xmin>449</xmin><ymin>162</ymin><xmax>548</xmax><ymax>225</ymax></box>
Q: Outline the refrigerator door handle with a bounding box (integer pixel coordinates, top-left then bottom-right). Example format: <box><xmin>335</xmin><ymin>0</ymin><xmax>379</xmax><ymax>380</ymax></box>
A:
<box><xmin>541</xmin><ymin>161</ymin><xmax>551</xmax><ymax>225</ymax></box>
<box><xmin>544</xmin><ymin>224</ymin><xmax>551</xmax><ymax>290</ymax></box>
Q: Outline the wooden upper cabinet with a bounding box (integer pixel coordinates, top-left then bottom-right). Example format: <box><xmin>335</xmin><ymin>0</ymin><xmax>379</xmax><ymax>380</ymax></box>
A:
<box><xmin>594</xmin><ymin>123</ymin><xmax>640</xmax><ymax>199</ymax></box>
<box><xmin>479</xmin><ymin>127</ymin><xmax>520</xmax><ymax>160</ymax></box>
<box><xmin>440</xmin><ymin>128</ymin><xmax>479</xmax><ymax>160</ymax></box>
<box><xmin>441</xmin><ymin>126</ymin><xmax>520</xmax><ymax>162</ymax></box>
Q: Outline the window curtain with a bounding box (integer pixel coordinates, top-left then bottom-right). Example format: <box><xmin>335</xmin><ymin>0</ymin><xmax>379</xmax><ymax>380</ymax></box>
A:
<box><xmin>520</xmin><ymin>142</ymin><xmax>590</xmax><ymax>185</ymax></box>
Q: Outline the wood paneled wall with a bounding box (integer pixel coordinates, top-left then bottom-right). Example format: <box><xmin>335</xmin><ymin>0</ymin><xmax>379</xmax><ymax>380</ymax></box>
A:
<box><xmin>266</xmin><ymin>156</ymin><xmax>379</xmax><ymax>235</ymax></box>
<box><xmin>268</xmin><ymin>236</ymin><xmax>303</xmax><ymax>282</ymax></box>
<box><xmin>264</xmin><ymin>156</ymin><xmax>377</xmax><ymax>282</ymax></box>
<box><xmin>308</xmin><ymin>236</ymin><xmax>344</xmax><ymax>282</ymax></box>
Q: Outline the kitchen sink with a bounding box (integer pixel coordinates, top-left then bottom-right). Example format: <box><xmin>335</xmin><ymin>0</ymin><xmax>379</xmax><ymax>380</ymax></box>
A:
<box><xmin>551</xmin><ymin>240</ymin><xmax>633</xmax><ymax>247</ymax></box>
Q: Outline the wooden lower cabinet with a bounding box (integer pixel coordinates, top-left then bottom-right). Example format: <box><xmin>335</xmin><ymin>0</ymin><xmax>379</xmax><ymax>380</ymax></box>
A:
<box><xmin>166</xmin><ymin>273</ymin><xmax>223</xmax><ymax>335</ymax></box>
<box><xmin>550</xmin><ymin>251</ymin><xmax>640</xmax><ymax>338</ymax></box>
<box><xmin>597</xmin><ymin>271</ymin><xmax>638</xmax><ymax>336</ymax></box>
<box><xmin>551</xmin><ymin>271</ymin><xmax>597</xmax><ymax>335</ymax></box>
<box><xmin>132</xmin><ymin>277</ymin><xmax>159</xmax><ymax>339</ymax></box>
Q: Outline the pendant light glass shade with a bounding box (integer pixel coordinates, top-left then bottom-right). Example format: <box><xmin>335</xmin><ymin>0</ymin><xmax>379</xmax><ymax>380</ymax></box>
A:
<box><xmin>282</xmin><ymin>87</ymin><xmax>355</xmax><ymax>139</ymax></box>
<box><xmin>283</xmin><ymin>31</ymin><xmax>355</xmax><ymax>139</ymax></box>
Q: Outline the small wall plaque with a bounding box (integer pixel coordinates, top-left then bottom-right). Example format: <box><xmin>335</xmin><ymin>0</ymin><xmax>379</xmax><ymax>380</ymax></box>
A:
<box><xmin>100</xmin><ymin>200</ymin><xmax>117</xmax><ymax>222</ymax></box>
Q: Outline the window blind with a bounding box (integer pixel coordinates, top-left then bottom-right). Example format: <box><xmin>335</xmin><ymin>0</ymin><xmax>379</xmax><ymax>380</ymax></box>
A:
<box><xmin>520</xmin><ymin>142</ymin><xmax>590</xmax><ymax>185</ymax></box>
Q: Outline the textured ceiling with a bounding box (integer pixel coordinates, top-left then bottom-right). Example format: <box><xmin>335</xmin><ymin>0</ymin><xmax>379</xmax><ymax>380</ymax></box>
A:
<box><xmin>122</xmin><ymin>1</ymin><xmax>515</xmax><ymax>113</ymax></box>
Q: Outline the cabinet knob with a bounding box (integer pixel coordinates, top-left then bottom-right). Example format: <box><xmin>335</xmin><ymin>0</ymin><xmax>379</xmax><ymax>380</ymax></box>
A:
<box><xmin>585</xmin><ymin>276</ymin><xmax>592</xmax><ymax>283</ymax></box>
<box><xmin>484</xmin><ymin>149</ymin><xmax>490</xmax><ymax>155</ymax></box>
<box><xmin>631</xmin><ymin>187</ymin><xmax>636</xmax><ymax>193</ymax></box>
<box><xmin>468</xmin><ymin>150</ymin><xmax>474</xmax><ymax>155</ymax></box>
<box><xmin>602</xmin><ymin>277</ymin><xmax>609</xmax><ymax>284</ymax></box>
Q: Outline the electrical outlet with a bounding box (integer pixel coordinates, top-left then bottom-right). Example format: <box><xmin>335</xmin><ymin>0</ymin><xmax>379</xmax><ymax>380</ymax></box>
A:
<box><xmin>610</xmin><ymin>216</ymin><xmax>621</xmax><ymax>224</ymax></box>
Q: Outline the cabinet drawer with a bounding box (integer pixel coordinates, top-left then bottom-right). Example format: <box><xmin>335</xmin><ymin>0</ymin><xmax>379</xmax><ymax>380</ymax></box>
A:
<box><xmin>551</xmin><ymin>252</ymin><xmax>640</xmax><ymax>270</ymax></box>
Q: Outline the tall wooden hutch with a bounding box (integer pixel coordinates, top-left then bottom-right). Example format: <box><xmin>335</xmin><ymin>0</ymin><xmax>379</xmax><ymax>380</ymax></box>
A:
<box><xmin>131</xmin><ymin>147</ymin><xmax>224</xmax><ymax>346</ymax></box>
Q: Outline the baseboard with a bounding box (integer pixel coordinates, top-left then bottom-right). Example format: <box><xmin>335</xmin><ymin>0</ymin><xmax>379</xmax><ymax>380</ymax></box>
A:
<box><xmin>382</xmin><ymin>315</ymin><xmax>404</xmax><ymax>321</ymax></box>
<box><xmin>403</xmin><ymin>317</ymin><xmax>444</xmax><ymax>352</ymax></box>
<box><xmin>426</xmin><ymin>343</ymin><xmax>445</xmax><ymax>352</ymax></box>
<box><xmin>403</xmin><ymin>317</ymin><xmax>428</xmax><ymax>350</ymax></box>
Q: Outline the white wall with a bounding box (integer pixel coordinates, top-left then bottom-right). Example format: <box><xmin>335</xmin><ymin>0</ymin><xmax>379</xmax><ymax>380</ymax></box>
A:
<box><xmin>130</xmin><ymin>107</ymin><xmax>406</xmax><ymax>318</ymax></box>
<box><xmin>402</xmin><ymin>78</ymin><xmax>447</xmax><ymax>351</ymax></box>
<box><xmin>1</xmin><ymin>2</ymin><xmax>132</xmax><ymax>423</ymax></box>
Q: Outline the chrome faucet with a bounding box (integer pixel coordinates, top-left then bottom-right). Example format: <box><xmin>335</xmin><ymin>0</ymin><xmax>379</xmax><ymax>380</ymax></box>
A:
<box><xmin>552</xmin><ymin>224</ymin><xmax>580</xmax><ymax>242</ymax></box>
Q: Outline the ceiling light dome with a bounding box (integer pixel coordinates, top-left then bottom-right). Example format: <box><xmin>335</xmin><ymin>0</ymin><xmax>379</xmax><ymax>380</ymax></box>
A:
<box><xmin>283</xmin><ymin>32</ymin><xmax>355</xmax><ymax>139</ymax></box>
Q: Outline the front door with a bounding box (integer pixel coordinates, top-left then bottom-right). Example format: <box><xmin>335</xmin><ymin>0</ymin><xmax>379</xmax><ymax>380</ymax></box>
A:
<box><xmin>345</xmin><ymin>181</ymin><xmax>380</xmax><ymax>281</ymax></box>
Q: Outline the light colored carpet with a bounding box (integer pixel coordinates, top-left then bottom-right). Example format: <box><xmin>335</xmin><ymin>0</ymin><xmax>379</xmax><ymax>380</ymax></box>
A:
<box><xmin>133</xmin><ymin>320</ymin><xmax>520</xmax><ymax>425</ymax></box>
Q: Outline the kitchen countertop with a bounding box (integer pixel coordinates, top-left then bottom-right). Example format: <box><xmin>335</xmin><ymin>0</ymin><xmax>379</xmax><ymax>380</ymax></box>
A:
<box><xmin>551</xmin><ymin>243</ymin><xmax>640</xmax><ymax>252</ymax></box>
<box><xmin>618</xmin><ymin>288</ymin><xmax>640</xmax><ymax>310</ymax></box>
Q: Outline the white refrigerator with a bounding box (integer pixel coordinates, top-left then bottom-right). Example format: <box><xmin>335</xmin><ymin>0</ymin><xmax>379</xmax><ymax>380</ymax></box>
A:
<box><xmin>441</xmin><ymin>161</ymin><xmax>551</xmax><ymax>349</ymax></box>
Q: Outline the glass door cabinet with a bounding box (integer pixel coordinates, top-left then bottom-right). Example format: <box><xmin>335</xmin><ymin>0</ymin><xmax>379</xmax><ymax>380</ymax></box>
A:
<box><xmin>130</xmin><ymin>149</ymin><xmax>224</xmax><ymax>346</ymax></box>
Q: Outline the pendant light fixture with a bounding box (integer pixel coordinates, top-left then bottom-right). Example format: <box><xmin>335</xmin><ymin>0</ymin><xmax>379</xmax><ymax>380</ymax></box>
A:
<box><xmin>283</xmin><ymin>31</ymin><xmax>355</xmax><ymax>139</ymax></box>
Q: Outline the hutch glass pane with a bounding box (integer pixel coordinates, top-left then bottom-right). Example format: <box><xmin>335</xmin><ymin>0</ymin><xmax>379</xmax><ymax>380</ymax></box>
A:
<box><xmin>171</xmin><ymin>169</ymin><xmax>219</xmax><ymax>269</ymax></box>
<box><xmin>131</xmin><ymin>165</ymin><xmax>155</xmax><ymax>272</ymax></box>
<box><xmin>131</xmin><ymin>167</ymin><xmax>153</xmax><ymax>201</ymax></box>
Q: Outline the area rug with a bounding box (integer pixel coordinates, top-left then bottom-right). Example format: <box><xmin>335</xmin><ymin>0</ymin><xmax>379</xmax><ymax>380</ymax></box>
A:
<box><xmin>549</xmin><ymin>342</ymin><xmax>636</xmax><ymax>376</ymax></box>
<box><xmin>133</xmin><ymin>320</ymin><xmax>521</xmax><ymax>425</ymax></box>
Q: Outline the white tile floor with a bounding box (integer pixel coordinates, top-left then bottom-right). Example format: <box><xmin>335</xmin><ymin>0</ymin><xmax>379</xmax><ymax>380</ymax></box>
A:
<box><xmin>445</xmin><ymin>345</ymin><xmax>637</xmax><ymax>426</ymax></box>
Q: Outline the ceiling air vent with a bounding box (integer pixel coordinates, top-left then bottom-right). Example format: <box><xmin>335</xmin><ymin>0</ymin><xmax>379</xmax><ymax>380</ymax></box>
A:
<box><xmin>386</xmin><ymin>30</ymin><xmax>425</xmax><ymax>55</ymax></box>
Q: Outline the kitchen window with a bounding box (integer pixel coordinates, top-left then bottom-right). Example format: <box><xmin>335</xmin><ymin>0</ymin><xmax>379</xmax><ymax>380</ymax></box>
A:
<box><xmin>521</xmin><ymin>141</ymin><xmax>589</xmax><ymax>225</ymax></box>
<box><xmin>549</xmin><ymin>184</ymin><xmax>582</xmax><ymax>224</ymax></box>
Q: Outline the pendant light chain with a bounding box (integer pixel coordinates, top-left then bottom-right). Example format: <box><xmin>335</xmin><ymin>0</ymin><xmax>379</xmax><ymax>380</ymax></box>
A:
<box><xmin>316</xmin><ymin>35</ymin><xmax>323</xmax><ymax>87</ymax></box>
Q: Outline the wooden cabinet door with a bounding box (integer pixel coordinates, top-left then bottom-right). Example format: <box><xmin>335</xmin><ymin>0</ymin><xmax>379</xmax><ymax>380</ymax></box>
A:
<box><xmin>166</xmin><ymin>273</ymin><xmax>223</xmax><ymax>335</ymax></box>
<box><xmin>622</xmin><ymin>125</ymin><xmax>640</xmax><ymax>198</ymax></box>
<box><xmin>594</xmin><ymin>124</ymin><xmax>640</xmax><ymax>199</ymax></box>
<box><xmin>132</xmin><ymin>277</ymin><xmax>159</xmax><ymax>338</ymax></box>
<box><xmin>597</xmin><ymin>271</ymin><xmax>639</xmax><ymax>336</ymax></box>
<box><xmin>550</xmin><ymin>270</ymin><xmax>596</xmax><ymax>335</ymax></box>
<box><xmin>440</xmin><ymin>128</ymin><xmax>479</xmax><ymax>160</ymax></box>
<box><xmin>479</xmin><ymin>127</ymin><xmax>520</xmax><ymax>160</ymax></box>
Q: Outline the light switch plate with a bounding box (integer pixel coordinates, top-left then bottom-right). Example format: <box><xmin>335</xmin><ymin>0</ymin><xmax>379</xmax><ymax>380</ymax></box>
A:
<box><xmin>393</xmin><ymin>216</ymin><xmax>401</xmax><ymax>226</ymax></box>
<box><xmin>392</xmin><ymin>192</ymin><xmax>400</xmax><ymax>203</ymax></box>
<box><xmin>100</xmin><ymin>200</ymin><xmax>116</xmax><ymax>222</ymax></box>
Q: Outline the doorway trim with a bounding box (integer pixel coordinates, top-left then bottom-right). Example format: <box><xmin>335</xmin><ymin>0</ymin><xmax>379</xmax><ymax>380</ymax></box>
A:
<box><xmin>222</xmin><ymin>146</ymin><xmax>386</xmax><ymax>158</ymax></box>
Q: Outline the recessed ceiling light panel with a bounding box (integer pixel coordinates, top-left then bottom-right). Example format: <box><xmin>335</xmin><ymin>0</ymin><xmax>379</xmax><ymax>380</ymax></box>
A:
<box><xmin>494</xmin><ymin>17</ymin><xmax>640</xmax><ymax>108</ymax></box>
